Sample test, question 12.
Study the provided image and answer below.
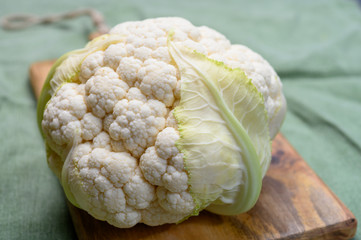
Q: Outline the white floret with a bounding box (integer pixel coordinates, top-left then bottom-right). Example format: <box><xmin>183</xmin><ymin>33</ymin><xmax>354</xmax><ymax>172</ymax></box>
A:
<box><xmin>124</xmin><ymin>168</ymin><xmax>155</xmax><ymax>209</ymax></box>
<box><xmin>198</xmin><ymin>26</ymin><xmax>231</xmax><ymax>54</ymax></box>
<box><xmin>139</xmin><ymin>147</ymin><xmax>167</xmax><ymax>186</ymax></box>
<box><xmin>156</xmin><ymin>187</ymin><xmax>194</xmax><ymax>214</ymax></box>
<box><xmin>110</xmin><ymin>206</ymin><xmax>141</xmax><ymax>228</ymax></box>
<box><xmin>79</xmin><ymin>51</ymin><xmax>104</xmax><ymax>83</ymax></box>
<box><xmin>157</xmin><ymin>129</ymin><xmax>188</xmax><ymax>192</ymax></box>
<box><xmin>166</xmin><ymin>110</ymin><xmax>178</xmax><ymax>129</ymax></box>
<box><xmin>140</xmin><ymin>127</ymin><xmax>189</xmax><ymax>193</ymax></box>
<box><xmin>140</xmin><ymin>201</ymin><xmax>188</xmax><ymax>226</ymax></box>
<box><xmin>155</xmin><ymin>127</ymin><xmax>180</xmax><ymax>160</ymax></box>
<box><xmin>169</xmin><ymin>153</ymin><xmax>185</xmax><ymax>171</ymax></box>
<box><xmin>138</xmin><ymin>59</ymin><xmax>178</xmax><ymax>107</ymax></box>
<box><xmin>103</xmin><ymin>114</ymin><xmax>115</xmax><ymax>133</ymax></box>
<box><xmin>92</xmin><ymin>132</ymin><xmax>111</xmax><ymax>150</ymax></box>
<box><xmin>116</xmin><ymin>57</ymin><xmax>142</xmax><ymax>87</ymax></box>
<box><xmin>110</xmin><ymin>139</ymin><xmax>127</xmax><ymax>152</ymax></box>
<box><xmin>42</xmin><ymin>83</ymin><xmax>87</xmax><ymax>155</ymax></box>
<box><xmin>126</xmin><ymin>87</ymin><xmax>147</xmax><ymax>101</ymax></box>
<box><xmin>81</xmin><ymin>113</ymin><xmax>102</xmax><ymax>140</ymax></box>
<box><xmin>162</xmin><ymin>166</ymin><xmax>188</xmax><ymax>193</ymax></box>
<box><xmin>151</xmin><ymin>47</ymin><xmax>172</xmax><ymax>62</ymax></box>
<box><xmin>104</xmin><ymin>43</ymin><xmax>128</xmax><ymax>70</ymax></box>
<box><xmin>85</xmin><ymin>67</ymin><xmax>129</xmax><ymax>118</ymax></box>
<box><xmin>65</xmin><ymin>144</ymin><xmax>142</xmax><ymax>227</ymax></box>
<box><xmin>108</xmin><ymin>94</ymin><xmax>167</xmax><ymax>157</ymax></box>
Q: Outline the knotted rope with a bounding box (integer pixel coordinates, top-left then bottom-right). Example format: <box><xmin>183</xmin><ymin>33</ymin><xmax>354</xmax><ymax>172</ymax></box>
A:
<box><xmin>1</xmin><ymin>8</ymin><xmax>109</xmax><ymax>34</ymax></box>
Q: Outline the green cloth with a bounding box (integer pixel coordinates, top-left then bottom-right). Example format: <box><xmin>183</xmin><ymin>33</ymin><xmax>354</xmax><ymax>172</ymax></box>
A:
<box><xmin>1</xmin><ymin>0</ymin><xmax>360</xmax><ymax>239</ymax></box>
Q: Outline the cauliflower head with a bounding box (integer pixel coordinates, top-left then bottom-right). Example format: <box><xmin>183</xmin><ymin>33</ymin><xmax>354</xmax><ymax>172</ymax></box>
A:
<box><xmin>38</xmin><ymin>17</ymin><xmax>286</xmax><ymax>228</ymax></box>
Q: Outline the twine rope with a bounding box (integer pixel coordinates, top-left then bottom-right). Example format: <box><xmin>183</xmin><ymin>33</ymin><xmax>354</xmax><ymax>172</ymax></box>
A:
<box><xmin>1</xmin><ymin>8</ymin><xmax>109</xmax><ymax>34</ymax></box>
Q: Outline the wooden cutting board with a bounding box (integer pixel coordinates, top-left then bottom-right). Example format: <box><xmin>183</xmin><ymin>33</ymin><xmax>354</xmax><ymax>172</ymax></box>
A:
<box><xmin>30</xmin><ymin>61</ymin><xmax>357</xmax><ymax>240</ymax></box>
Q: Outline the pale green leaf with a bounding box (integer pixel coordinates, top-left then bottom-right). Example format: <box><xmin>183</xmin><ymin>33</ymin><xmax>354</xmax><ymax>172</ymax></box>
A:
<box><xmin>169</xmin><ymin>40</ymin><xmax>271</xmax><ymax>216</ymax></box>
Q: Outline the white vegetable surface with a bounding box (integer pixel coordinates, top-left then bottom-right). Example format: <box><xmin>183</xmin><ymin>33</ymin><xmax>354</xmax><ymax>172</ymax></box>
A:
<box><xmin>38</xmin><ymin>17</ymin><xmax>286</xmax><ymax>228</ymax></box>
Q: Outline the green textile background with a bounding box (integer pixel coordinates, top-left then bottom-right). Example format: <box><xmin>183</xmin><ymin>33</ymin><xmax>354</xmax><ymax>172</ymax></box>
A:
<box><xmin>1</xmin><ymin>0</ymin><xmax>360</xmax><ymax>239</ymax></box>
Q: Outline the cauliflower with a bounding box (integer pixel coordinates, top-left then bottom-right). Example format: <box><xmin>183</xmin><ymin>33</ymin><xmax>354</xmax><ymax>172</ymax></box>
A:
<box><xmin>38</xmin><ymin>17</ymin><xmax>286</xmax><ymax>228</ymax></box>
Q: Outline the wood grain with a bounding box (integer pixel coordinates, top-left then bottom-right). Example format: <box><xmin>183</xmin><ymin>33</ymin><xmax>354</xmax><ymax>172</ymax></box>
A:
<box><xmin>29</xmin><ymin>60</ymin><xmax>55</xmax><ymax>99</ymax></box>
<box><xmin>30</xmin><ymin>60</ymin><xmax>357</xmax><ymax>240</ymax></box>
